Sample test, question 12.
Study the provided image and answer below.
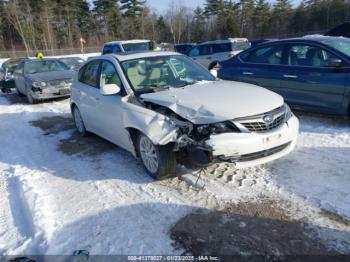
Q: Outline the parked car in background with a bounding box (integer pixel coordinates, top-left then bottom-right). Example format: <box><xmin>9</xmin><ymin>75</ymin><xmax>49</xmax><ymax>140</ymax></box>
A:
<box><xmin>101</xmin><ymin>40</ymin><xmax>152</xmax><ymax>55</ymax></box>
<box><xmin>14</xmin><ymin>58</ymin><xmax>74</xmax><ymax>104</ymax></box>
<box><xmin>0</xmin><ymin>57</ymin><xmax>27</xmax><ymax>92</ymax></box>
<box><xmin>174</xmin><ymin>43</ymin><xmax>195</xmax><ymax>54</ymax></box>
<box><xmin>187</xmin><ymin>38</ymin><xmax>251</xmax><ymax>69</ymax></box>
<box><xmin>70</xmin><ymin>52</ymin><xmax>298</xmax><ymax>179</ymax></box>
<box><xmin>58</xmin><ymin>56</ymin><xmax>85</xmax><ymax>71</ymax></box>
<box><xmin>216</xmin><ymin>36</ymin><xmax>350</xmax><ymax>117</ymax></box>
<box><xmin>250</xmin><ymin>39</ymin><xmax>277</xmax><ymax>47</ymax></box>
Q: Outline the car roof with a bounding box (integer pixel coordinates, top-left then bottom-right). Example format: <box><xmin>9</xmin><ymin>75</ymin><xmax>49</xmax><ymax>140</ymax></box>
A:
<box><xmin>24</xmin><ymin>58</ymin><xmax>61</xmax><ymax>63</ymax></box>
<box><xmin>259</xmin><ymin>35</ymin><xmax>346</xmax><ymax>44</ymax></box>
<box><xmin>104</xmin><ymin>51</ymin><xmax>182</xmax><ymax>62</ymax></box>
<box><xmin>103</xmin><ymin>40</ymin><xmax>151</xmax><ymax>46</ymax></box>
<box><xmin>198</xmin><ymin>38</ymin><xmax>248</xmax><ymax>45</ymax></box>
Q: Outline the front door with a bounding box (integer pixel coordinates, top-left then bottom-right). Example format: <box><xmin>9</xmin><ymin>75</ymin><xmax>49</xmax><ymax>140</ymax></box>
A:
<box><xmin>281</xmin><ymin>44</ymin><xmax>347</xmax><ymax>113</ymax></box>
<box><xmin>95</xmin><ymin>60</ymin><xmax>130</xmax><ymax>150</ymax></box>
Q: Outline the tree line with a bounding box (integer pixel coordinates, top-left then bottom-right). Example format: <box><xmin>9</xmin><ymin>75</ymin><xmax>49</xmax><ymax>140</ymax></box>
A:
<box><xmin>0</xmin><ymin>0</ymin><xmax>349</xmax><ymax>55</ymax></box>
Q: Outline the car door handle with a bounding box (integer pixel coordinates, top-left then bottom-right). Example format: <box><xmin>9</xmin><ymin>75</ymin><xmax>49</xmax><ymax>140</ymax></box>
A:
<box><xmin>283</xmin><ymin>74</ymin><xmax>298</xmax><ymax>79</ymax></box>
<box><xmin>242</xmin><ymin>72</ymin><xmax>254</xmax><ymax>75</ymax></box>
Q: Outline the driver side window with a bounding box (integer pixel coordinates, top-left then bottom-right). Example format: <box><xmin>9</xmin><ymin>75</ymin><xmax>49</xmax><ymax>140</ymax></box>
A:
<box><xmin>100</xmin><ymin>60</ymin><xmax>124</xmax><ymax>95</ymax></box>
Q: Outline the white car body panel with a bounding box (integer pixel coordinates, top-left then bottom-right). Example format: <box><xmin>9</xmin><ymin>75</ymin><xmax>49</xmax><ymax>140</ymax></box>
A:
<box><xmin>206</xmin><ymin>116</ymin><xmax>299</xmax><ymax>168</ymax></box>
<box><xmin>71</xmin><ymin>52</ymin><xmax>299</xmax><ymax>169</ymax></box>
<box><xmin>141</xmin><ymin>80</ymin><xmax>284</xmax><ymax>124</ymax></box>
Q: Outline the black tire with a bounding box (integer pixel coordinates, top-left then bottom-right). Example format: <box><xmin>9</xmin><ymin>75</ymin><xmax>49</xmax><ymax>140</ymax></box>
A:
<box><xmin>136</xmin><ymin>133</ymin><xmax>176</xmax><ymax>179</ymax></box>
<box><xmin>26</xmin><ymin>90</ymin><xmax>38</xmax><ymax>104</ymax></box>
<box><xmin>1</xmin><ymin>88</ymin><xmax>7</xmax><ymax>93</ymax></box>
<box><xmin>16</xmin><ymin>86</ymin><xmax>25</xmax><ymax>97</ymax></box>
<box><xmin>72</xmin><ymin>106</ymin><xmax>88</xmax><ymax>137</ymax></box>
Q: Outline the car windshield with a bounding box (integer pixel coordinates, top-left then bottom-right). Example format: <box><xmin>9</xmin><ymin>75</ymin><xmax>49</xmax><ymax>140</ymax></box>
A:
<box><xmin>122</xmin><ymin>42</ymin><xmax>152</xmax><ymax>52</ymax></box>
<box><xmin>3</xmin><ymin>59</ymin><xmax>22</xmax><ymax>72</ymax></box>
<box><xmin>24</xmin><ymin>60</ymin><xmax>68</xmax><ymax>74</ymax></box>
<box><xmin>321</xmin><ymin>38</ymin><xmax>350</xmax><ymax>57</ymax></box>
<box><xmin>60</xmin><ymin>57</ymin><xmax>84</xmax><ymax>68</ymax></box>
<box><xmin>121</xmin><ymin>55</ymin><xmax>216</xmax><ymax>94</ymax></box>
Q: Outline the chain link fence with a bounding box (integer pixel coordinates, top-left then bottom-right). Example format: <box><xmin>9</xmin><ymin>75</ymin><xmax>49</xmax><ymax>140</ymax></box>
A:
<box><xmin>0</xmin><ymin>47</ymin><xmax>101</xmax><ymax>59</ymax></box>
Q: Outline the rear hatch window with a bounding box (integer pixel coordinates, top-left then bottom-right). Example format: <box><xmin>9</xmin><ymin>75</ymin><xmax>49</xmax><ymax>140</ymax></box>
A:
<box><xmin>122</xmin><ymin>42</ymin><xmax>152</xmax><ymax>52</ymax></box>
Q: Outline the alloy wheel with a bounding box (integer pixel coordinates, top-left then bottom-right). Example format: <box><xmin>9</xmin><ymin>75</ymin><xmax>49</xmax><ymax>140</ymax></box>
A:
<box><xmin>139</xmin><ymin>135</ymin><xmax>159</xmax><ymax>174</ymax></box>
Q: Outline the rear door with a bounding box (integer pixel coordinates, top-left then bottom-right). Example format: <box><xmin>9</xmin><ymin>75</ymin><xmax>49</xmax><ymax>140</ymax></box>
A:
<box><xmin>212</xmin><ymin>42</ymin><xmax>232</xmax><ymax>62</ymax></box>
<box><xmin>281</xmin><ymin>43</ymin><xmax>347</xmax><ymax>113</ymax></box>
<box><xmin>232</xmin><ymin>44</ymin><xmax>286</xmax><ymax>93</ymax></box>
<box><xmin>188</xmin><ymin>44</ymin><xmax>213</xmax><ymax>68</ymax></box>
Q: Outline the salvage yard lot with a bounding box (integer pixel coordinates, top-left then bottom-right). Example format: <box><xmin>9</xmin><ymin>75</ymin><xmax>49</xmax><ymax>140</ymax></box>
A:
<box><xmin>0</xmin><ymin>92</ymin><xmax>349</xmax><ymax>255</ymax></box>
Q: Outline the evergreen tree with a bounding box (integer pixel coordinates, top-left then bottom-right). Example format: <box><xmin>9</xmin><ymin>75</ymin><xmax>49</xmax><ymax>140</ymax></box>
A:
<box><xmin>253</xmin><ymin>0</ymin><xmax>270</xmax><ymax>37</ymax></box>
<box><xmin>238</xmin><ymin>0</ymin><xmax>255</xmax><ymax>36</ymax></box>
<box><xmin>93</xmin><ymin>0</ymin><xmax>122</xmax><ymax>41</ymax></box>
<box><xmin>271</xmin><ymin>0</ymin><xmax>292</xmax><ymax>36</ymax></box>
<box><xmin>120</xmin><ymin>0</ymin><xmax>146</xmax><ymax>38</ymax></box>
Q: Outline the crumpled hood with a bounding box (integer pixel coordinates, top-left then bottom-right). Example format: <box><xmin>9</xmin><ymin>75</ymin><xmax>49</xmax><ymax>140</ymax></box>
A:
<box><xmin>141</xmin><ymin>80</ymin><xmax>284</xmax><ymax>124</ymax></box>
<box><xmin>28</xmin><ymin>70</ymin><xmax>73</xmax><ymax>82</ymax></box>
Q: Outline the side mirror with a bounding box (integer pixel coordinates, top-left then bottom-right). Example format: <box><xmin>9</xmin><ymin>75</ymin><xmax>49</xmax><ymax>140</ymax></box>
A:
<box><xmin>100</xmin><ymin>83</ymin><xmax>120</xmax><ymax>96</ymax></box>
<box><xmin>324</xmin><ymin>58</ymin><xmax>343</xmax><ymax>68</ymax></box>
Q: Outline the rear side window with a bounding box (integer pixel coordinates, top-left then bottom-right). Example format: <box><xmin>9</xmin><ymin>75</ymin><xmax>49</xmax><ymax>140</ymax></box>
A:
<box><xmin>103</xmin><ymin>44</ymin><xmax>122</xmax><ymax>54</ymax></box>
<box><xmin>199</xmin><ymin>45</ymin><xmax>213</xmax><ymax>55</ymax></box>
<box><xmin>79</xmin><ymin>60</ymin><xmax>100</xmax><ymax>87</ymax></box>
<box><xmin>240</xmin><ymin>45</ymin><xmax>284</xmax><ymax>65</ymax></box>
<box><xmin>213</xmin><ymin>43</ymin><xmax>231</xmax><ymax>53</ymax></box>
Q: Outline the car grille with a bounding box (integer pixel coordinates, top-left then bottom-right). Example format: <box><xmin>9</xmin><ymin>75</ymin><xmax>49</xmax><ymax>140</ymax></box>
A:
<box><xmin>229</xmin><ymin>142</ymin><xmax>291</xmax><ymax>162</ymax></box>
<box><xmin>241</xmin><ymin>114</ymin><xmax>285</xmax><ymax>132</ymax></box>
<box><xmin>48</xmin><ymin>78</ymin><xmax>72</xmax><ymax>87</ymax></box>
<box><xmin>234</xmin><ymin>105</ymin><xmax>287</xmax><ymax>133</ymax></box>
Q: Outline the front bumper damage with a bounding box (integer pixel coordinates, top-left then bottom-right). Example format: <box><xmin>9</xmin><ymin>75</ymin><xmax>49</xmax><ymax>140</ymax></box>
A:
<box><xmin>30</xmin><ymin>85</ymin><xmax>71</xmax><ymax>100</ymax></box>
<box><xmin>204</xmin><ymin>116</ymin><xmax>299</xmax><ymax>168</ymax></box>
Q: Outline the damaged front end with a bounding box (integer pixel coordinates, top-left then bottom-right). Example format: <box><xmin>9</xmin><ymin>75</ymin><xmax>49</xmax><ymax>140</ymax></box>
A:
<box><xmin>139</xmin><ymin>99</ymin><xmax>298</xmax><ymax>168</ymax></box>
<box><xmin>143</xmin><ymin>101</ymin><xmax>241</xmax><ymax>167</ymax></box>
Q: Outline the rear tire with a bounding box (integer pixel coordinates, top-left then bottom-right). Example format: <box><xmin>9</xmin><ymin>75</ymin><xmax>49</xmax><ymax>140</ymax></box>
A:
<box><xmin>72</xmin><ymin>106</ymin><xmax>87</xmax><ymax>137</ymax></box>
<box><xmin>137</xmin><ymin>134</ymin><xmax>176</xmax><ymax>179</ymax></box>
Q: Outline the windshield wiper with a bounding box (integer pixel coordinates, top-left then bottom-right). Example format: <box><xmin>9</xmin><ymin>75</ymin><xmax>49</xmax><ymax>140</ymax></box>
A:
<box><xmin>137</xmin><ymin>84</ymin><xmax>170</xmax><ymax>94</ymax></box>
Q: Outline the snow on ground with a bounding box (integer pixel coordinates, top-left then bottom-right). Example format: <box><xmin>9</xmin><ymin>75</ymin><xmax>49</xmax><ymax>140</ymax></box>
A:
<box><xmin>0</xmin><ymin>92</ymin><xmax>349</xmax><ymax>255</ymax></box>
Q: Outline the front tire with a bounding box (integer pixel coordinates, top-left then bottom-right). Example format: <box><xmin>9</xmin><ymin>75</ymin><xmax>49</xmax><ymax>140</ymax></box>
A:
<box><xmin>16</xmin><ymin>86</ymin><xmax>25</xmax><ymax>97</ymax></box>
<box><xmin>137</xmin><ymin>134</ymin><xmax>176</xmax><ymax>179</ymax></box>
<box><xmin>26</xmin><ymin>90</ymin><xmax>38</xmax><ymax>104</ymax></box>
<box><xmin>72</xmin><ymin>106</ymin><xmax>87</xmax><ymax>137</ymax></box>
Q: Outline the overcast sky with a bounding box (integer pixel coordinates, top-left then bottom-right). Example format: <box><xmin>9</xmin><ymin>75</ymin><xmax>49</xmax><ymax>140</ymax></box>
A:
<box><xmin>146</xmin><ymin>0</ymin><xmax>302</xmax><ymax>13</ymax></box>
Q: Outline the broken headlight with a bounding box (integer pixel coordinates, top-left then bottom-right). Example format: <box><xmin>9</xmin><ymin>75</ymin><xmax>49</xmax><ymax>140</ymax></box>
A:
<box><xmin>196</xmin><ymin>121</ymin><xmax>240</xmax><ymax>136</ymax></box>
<box><xmin>32</xmin><ymin>81</ymin><xmax>47</xmax><ymax>88</ymax></box>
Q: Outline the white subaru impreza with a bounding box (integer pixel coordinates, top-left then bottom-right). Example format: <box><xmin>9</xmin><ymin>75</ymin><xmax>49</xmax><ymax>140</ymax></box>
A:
<box><xmin>70</xmin><ymin>51</ymin><xmax>299</xmax><ymax>179</ymax></box>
